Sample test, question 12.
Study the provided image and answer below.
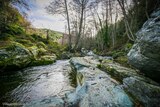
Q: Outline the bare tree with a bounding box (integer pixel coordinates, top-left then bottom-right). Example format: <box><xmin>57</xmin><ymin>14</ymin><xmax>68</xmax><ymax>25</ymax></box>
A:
<box><xmin>72</xmin><ymin>0</ymin><xmax>99</xmax><ymax>50</ymax></box>
<box><xmin>116</xmin><ymin>0</ymin><xmax>135</xmax><ymax>41</ymax></box>
<box><xmin>46</xmin><ymin>0</ymin><xmax>72</xmax><ymax>50</ymax></box>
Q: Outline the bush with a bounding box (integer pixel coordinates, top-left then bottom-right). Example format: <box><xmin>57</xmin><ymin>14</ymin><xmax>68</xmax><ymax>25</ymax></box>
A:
<box><xmin>37</xmin><ymin>42</ymin><xmax>47</xmax><ymax>48</ymax></box>
<box><xmin>0</xmin><ymin>33</ymin><xmax>14</xmax><ymax>41</ymax></box>
<box><xmin>112</xmin><ymin>51</ymin><xmax>125</xmax><ymax>59</ymax></box>
<box><xmin>124</xmin><ymin>43</ymin><xmax>133</xmax><ymax>52</ymax></box>
<box><xmin>16</xmin><ymin>39</ymin><xmax>33</xmax><ymax>47</ymax></box>
<box><xmin>2</xmin><ymin>24</ymin><xmax>24</xmax><ymax>35</ymax></box>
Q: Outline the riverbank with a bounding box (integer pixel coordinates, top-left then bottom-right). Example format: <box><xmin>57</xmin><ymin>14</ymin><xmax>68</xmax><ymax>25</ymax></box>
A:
<box><xmin>1</xmin><ymin>56</ymin><xmax>160</xmax><ymax>107</ymax></box>
<box><xmin>0</xmin><ymin>24</ymin><xmax>66</xmax><ymax>72</ymax></box>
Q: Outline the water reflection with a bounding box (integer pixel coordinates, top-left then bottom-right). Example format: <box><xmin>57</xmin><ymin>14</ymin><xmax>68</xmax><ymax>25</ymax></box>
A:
<box><xmin>0</xmin><ymin>60</ymin><xmax>74</xmax><ymax>105</ymax></box>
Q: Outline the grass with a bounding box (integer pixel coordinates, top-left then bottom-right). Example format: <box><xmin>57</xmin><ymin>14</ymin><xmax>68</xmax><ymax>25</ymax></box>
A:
<box><xmin>0</xmin><ymin>24</ymin><xmax>66</xmax><ymax>71</ymax></box>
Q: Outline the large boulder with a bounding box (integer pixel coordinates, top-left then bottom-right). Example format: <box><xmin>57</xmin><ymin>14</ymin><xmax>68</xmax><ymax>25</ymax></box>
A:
<box><xmin>30</xmin><ymin>55</ymin><xmax>57</xmax><ymax>66</ymax></box>
<box><xmin>0</xmin><ymin>42</ymin><xmax>57</xmax><ymax>71</ymax></box>
<box><xmin>128</xmin><ymin>9</ymin><xmax>160</xmax><ymax>82</ymax></box>
<box><xmin>27</xmin><ymin>46</ymin><xmax>56</xmax><ymax>66</ymax></box>
<box><xmin>68</xmin><ymin>56</ymin><xmax>160</xmax><ymax>107</ymax></box>
<box><xmin>68</xmin><ymin>56</ymin><xmax>134</xmax><ymax>107</ymax></box>
<box><xmin>0</xmin><ymin>42</ymin><xmax>33</xmax><ymax>71</ymax></box>
<box><xmin>101</xmin><ymin>60</ymin><xmax>160</xmax><ymax>107</ymax></box>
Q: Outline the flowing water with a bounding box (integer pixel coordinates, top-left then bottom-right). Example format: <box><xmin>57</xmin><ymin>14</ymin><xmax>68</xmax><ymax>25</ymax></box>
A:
<box><xmin>0</xmin><ymin>60</ymin><xmax>74</xmax><ymax>106</ymax></box>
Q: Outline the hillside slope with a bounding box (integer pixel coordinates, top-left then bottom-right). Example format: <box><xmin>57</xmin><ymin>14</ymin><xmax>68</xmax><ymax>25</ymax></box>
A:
<box><xmin>0</xmin><ymin>24</ymin><xmax>65</xmax><ymax>72</ymax></box>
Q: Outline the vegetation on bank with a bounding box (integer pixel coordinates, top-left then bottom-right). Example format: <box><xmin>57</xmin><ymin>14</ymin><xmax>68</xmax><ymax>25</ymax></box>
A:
<box><xmin>46</xmin><ymin>0</ymin><xmax>159</xmax><ymax>67</ymax></box>
<box><xmin>0</xmin><ymin>1</ymin><xmax>66</xmax><ymax>71</ymax></box>
<box><xmin>0</xmin><ymin>23</ymin><xmax>66</xmax><ymax>71</ymax></box>
<box><xmin>92</xmin><ymin>0</ymin><xmax>160</xmax><ymax>66</ymax></box>
<box><xmin>0</xmin><ymin>0</ymin><xmax>160</xmax><ymax>71</ymax></box>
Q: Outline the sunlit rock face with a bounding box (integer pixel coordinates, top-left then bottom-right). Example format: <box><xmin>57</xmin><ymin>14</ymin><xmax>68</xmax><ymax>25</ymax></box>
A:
<box><xmin>128</xmin><ymin>9</ymin><xmax>160</xmax><ymax>82</ymax></box>
<box><xmin>68</xmin><ymin>56</ymin><xmax>133</xmax><ymax>107</ymax></box>
<box><xmin>68</xmin><ymin>56</ymin><xmax>160</xmax><ymax>107</ymax></box>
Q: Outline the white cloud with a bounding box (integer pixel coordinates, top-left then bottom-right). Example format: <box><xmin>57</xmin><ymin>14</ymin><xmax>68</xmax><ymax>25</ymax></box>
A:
<box><xmin>28</xmin><ymin>0</ymin><xmax>66</xmax><ymax>32</ymax></box>
<box><xmin>31</xmin><ymin>18</ymin><xmax>65</xmax><ymax>32</ymax></box>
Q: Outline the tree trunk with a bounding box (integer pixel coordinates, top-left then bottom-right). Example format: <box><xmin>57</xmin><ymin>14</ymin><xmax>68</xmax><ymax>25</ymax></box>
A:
<box><xmin>64</xmin><ymin>0</ymin><xmax>72</xmax><ymax>50</ymax></box>
<box><xmin>46</xmin><ymin>30</ymin><xmax>49</xmax><ymax>40</ymax></box>
<box><xmin>74</xmin><ymin>2</ymin><xmax>84</xmax><ymax>50</ymax></box>
<box><xmin>117</xmin><ymin>0</ymin><xmax>135</xmax><ymax>41</ymax></box>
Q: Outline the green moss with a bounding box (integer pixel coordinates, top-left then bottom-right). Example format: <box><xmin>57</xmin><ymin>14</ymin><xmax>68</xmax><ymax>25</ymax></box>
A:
<box><xmin>27</xmin><ymin>46</ymin><xmax>38</xmax><ymax>58</ymax></box>
<box><xmin>112</xmin><ymin>51</ymin><xmax>125</xmax><ymax>59</ymax></box>
<box><xmin>103</xmin><ymin>59</ymin><xmax>113</xmax><ymax>63</ymax></box>
<box><xmin>2</xmin><ymin>24</ymin><xmax>25</xmax><ymax>35</ymax></box>
<box><xmin>105</xmin><ymin>65</ymin><xmax>116</xmax><ymax>72</ymax></box>
<box><xmin>115</xmin><ymin>56</ymin><xmax>130</xmax><ymax>67</ymax></box>
<box><xmin>69</xmin><ymin>66</ymin><xmax>78</xmax><ymax>88</ymax></box>
<box><xmin>30</xmin><ymin>34</ymin><xmax>47</xmax><ymax>43</ymax></box>
<box><xmin>37</xmin><ymin>42</ymin><xmax>47</xmax><ymax>48</ymax></box>
<box><xmin>29</xmin><ymin>60</ymin><xmax>54</xmax><ymax>66</ymax></box>
<box><xmin>123</xmin><ymin>89</ymin><xmax>144</xmax><ymax>107</ymax></box>
<box><xmin>29</xmin><ymin>55</ymin><xmax>56</xmax><ymax>66</ymax></box>
<box><xmin>38</xmin><ymin>48</ymin><xmax>47</xmax><ymax>56</ymax></box>
<box><xmin>77</xmin><ymin>72</ymin><xmax>84</xmax><ymax>86</ymax></box>
<box><xmin>100</xmin><ymin>65</ymin><xmax>123</xmax><ymax>83</ymax></box>
<box><xmin>0</xmin><ymin>22</ymin><xmax>65</xmax><ymax>71</ymax></box>
<box><xmin>0</xmin><ymin>33</ymin><xmax>14</xmax><ymax>41</ymax></box>
<box><xmin>124</xmin><ymin>43</ymin><xmax>133</xmax><ymax>52</ymax></box>
<box><xmin>16</xmin><ymin>39</ymin><xmax>34</xmax><ymax>47</ymax></box>
<box><xmin>97</xmin><ymin>64</ymin><xmax>102</xmax><ymax>69</ymax></box>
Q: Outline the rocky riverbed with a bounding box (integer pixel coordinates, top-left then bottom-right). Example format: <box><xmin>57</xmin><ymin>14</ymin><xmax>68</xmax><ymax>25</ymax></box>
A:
<box><xmin>68</xmin><ymin>56</ymin><xmax>160</xmax><ymax>107</ymax></box>
<box><xmin>0</xmin><ymin>56</ymin><xmax>160</xmax><ymax>107</ymax></box>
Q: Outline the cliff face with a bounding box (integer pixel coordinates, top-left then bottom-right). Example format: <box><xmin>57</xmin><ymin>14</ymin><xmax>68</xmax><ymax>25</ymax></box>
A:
<box><xmin>128</xmin><ymin>9</ymin><xmax>160</xmax><ymax>82</ymax></box>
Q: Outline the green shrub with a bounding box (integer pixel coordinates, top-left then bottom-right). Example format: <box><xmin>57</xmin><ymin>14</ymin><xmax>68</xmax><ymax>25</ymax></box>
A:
<box><xmin>97</xmin><ymin>64</ymin><xmax>102</xmax><ymax>69</ymax></box>
<box><xmin>37</xmin><ymin>42</ymin><xmax>47</xmax><ymax>48</ymax></box>
<box><xmin>16</xmin><ymin>39</ymin><xmax>33</xmax><ymax>47</ymax></box>
<box><xmin>31</xmin><ymin>34</ymin><xmax>48</xmax><ymax>43</ymax></box>
<box><xmin>2</xmin><ymin>24</ymin><xmax>24</xmax><ymax>35</ymax></box>
<box><xmin>0</xmin><ymin>33</ymin><xmax>14</xmax><ymax>41</ymax></box>
<box><xmin>112</xmin><ymin>51</ymin><xmax>125</xmax><ymax>59</ymax></box>
<box><xmin>38</xmin><ymin>48</ymin><xmax>47</xmax><ymax>56</ymax></box>
<box><xmin>124</xmin><ymin>43</ymin><xmax>133</xmax><ymax>52</ymax></box>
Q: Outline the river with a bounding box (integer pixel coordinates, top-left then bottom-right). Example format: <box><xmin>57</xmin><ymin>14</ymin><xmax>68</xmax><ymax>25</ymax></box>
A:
<box><xmin>0</xmin><ymin>60</ymin><xmax>74</xmax><ymax>106</ymax></box>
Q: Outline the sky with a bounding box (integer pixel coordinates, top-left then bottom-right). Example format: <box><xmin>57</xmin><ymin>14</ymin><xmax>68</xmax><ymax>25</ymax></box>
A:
<box><xmin>27</xmin><ymin>0</ymin><xmax>66</xmax><ymax>32</ymax></box>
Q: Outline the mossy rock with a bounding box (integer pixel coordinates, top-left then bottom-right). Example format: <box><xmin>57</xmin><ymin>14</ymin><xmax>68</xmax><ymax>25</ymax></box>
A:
<box><xmin>37</xmin><ymin>42</ymin><xmax>47</xmax><ymax>48</ymax></box>
<box><xmin>60</xmin><ymin>52</ymin><xmax>73</xmax><ymax>59</ymax></box>
<box><xmin>38</xmin><ymin>48</ymin><xmax>47</xmax><ymax>56</ymax></box>
<box><xmin>0</xmin><ymin>24</ymin><xmax>62</xmax><ymax>71</ymax></box>
<box><xmin>115</xmin><ymin>56</ymin><xmax>129</xmax><ymax>67</ymax></box>
<box><xmin>27</xmin><ymin>46</ymin><xmax>39</xmax><ymax>57</ymax></box>
<box><xmin>112</xmin><ymin>51</ymin><xmax>125</xmax><ymax>59</ymax></box>
<box><xmin>68</xmin><ymin>67</ymin><xmax>77</xmax><ymax>88</ymax></box>
<box><xmin>30</xmin><ymin>60</ymin><xmax>54</xmax><ymax>66</ymax></box>
<box><xmin>0</xmin><ymin>42</ymin><xmax>33</xmax><ymax>71</ymax></box>
<box><xmin>29</xmin><ymin>55</ymin><xmax>56</xmax><ymax>66</ymax></box>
